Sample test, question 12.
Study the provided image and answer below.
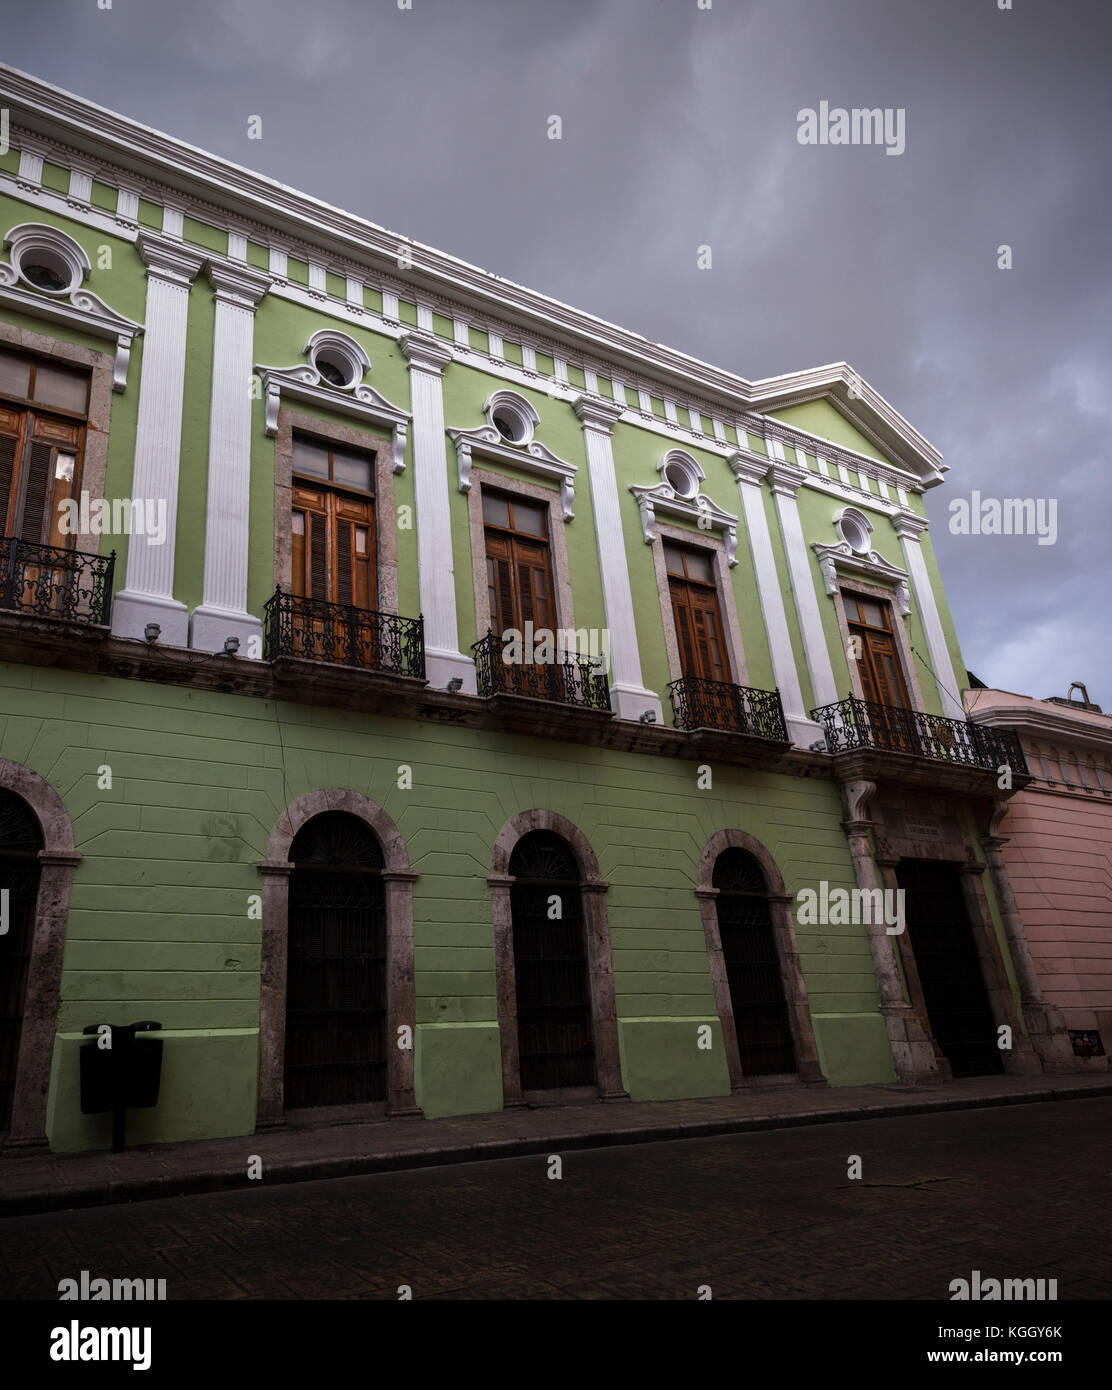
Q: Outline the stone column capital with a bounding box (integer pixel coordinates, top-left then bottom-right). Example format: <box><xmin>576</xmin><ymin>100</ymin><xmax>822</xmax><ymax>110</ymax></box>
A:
<box><xmin>893</xmin><ymin>509</ymin><xmax>930</xmax><ymax>542</ymax></box>
<box><xmin>572</xmin><ymin>394</ymin><xmax>624</xmax><ymax>433</ymax></box>
<box><xmin>400</xmin><ymin>332</ymin><xmax>452</xmax><ymax>375</ymax></box>
<box><xmin>206</xmin><ymin>259</ymin><xmax>270</xmax><ymax>309</ymax></box>
<box><xmin>727</xmin><ymin>451</ymin><xmax>769</xmax><ymax>487</ymax></box>
<box><xmin>136</xmin><ymin>231</ymin><xmax>206</xmax><ymax>285</ymax></box>
<box><xmin>766</xmin><ymin>460</ymin><xmax>807</xmax><ymax>498</ymax></box>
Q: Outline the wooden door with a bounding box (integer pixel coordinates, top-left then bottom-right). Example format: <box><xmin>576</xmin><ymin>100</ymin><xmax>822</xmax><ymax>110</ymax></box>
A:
<box><xmin>483</xmin><ymin>491</ymin><xmax>558</xmax><ymax>697</ymax></box>
<box><xmin>291</xmin><ymin>483</ymin><xmax>376</xmax><ymax>666</ymax></box>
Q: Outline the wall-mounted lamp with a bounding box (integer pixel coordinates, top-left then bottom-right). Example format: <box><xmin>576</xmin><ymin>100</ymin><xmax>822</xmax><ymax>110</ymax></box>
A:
<box><xmin>144</xmin><ymin>623</ymin><xmax>161</xmax><ymax>643</ymax></box>
<box><xmin>446</xmin><ymin>677</ymin><xmax>464</xmax><ymax>693</ymax></box>
<box><xmin>223</xmin><ymin>636</ymin><xmax>240</xmax><ymax>655</ymax></box>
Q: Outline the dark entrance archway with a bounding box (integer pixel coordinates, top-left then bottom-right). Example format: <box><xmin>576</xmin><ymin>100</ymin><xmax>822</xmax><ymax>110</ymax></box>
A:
<box><xmin>0</xmin><ymin>788</ymin><xmax>43</xmax><ymax>1131</ymax></box>
<box><xmin>897</xmin><ymin>859</ymin><xmax>1003</xmax><ymax>1078</ymax></box>
<box><xmin>712</xmin><ymin>847</ymin><xmax>797</xmax><ymax>1077</ymax></box>
<box><xmin>285</xmin><ymin>811</ymin><xmax>388</xmax><ymax>1108</ymax></box>
<box><xmin>509</xmin><ymin>830</ymin><xmax>597</xmax><ymax>1092</ymax></box>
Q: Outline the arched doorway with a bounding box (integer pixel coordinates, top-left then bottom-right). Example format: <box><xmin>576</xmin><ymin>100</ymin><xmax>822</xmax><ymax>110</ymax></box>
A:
<box><xmin>509</xmin><ymin>830</ymin><xmax>596</xmax><ymax>1093</ymax></box>
<box><xmin>712</xmin><ymin>847</ymin><xmax>797</xmax><ymax>1077</ymax></box>
<box><xmin>285</xmin><ymin>811</ymin><xmax>388</xmax><ymax>1109</ymax></box>
<box><xmin>0</xmin><ymin>789</ymin><xmax>43</xmax><ymax>1131</ymax></box>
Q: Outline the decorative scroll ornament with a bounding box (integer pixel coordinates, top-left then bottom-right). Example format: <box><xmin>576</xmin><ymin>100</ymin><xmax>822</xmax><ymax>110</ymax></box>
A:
<box><xmin>630</xmin><ymin>481</ymin><xmax>738</xmax><ymax>566</ymax></box>
<box><xmin>448</xmin><ymin>423</ymin><xmax>577</xmax><ymax>521</ymax></box>
<box><xmin>812</xmin><ymin>540</ymin><xmax>912</xmax><ymax>616</ymax></box>
<box><xmin>0</xmin><ymin>259</ymin><xmax>142</xmax><ymax>393</ymax></box>
<box><xmin>257</xmin><ymin>361</ymin><xmax>410</xmax><ymax>475</ymax></box>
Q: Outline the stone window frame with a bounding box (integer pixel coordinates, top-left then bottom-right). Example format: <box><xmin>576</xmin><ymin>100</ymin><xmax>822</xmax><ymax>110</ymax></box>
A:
<box><xmin>694</xmin><ymin>829</ymin><xmax>825</xmax><ymax>1091</ymax></box>
<box><xmin>488</xmin><ymin>809</ymin><xmax>627</xmax><ymax>1108</ymax></box>
<box><xmin>650</xmin><ymin>520</ymin><xmax>749</xmax><ymax>687</ymax></box>
<box><xmin>466</xmin><ymin>465</ymin><xmax>575</xmax><ymax>641</ymax></box>
<box><xmin>830</xmin><ymin>575</ymin><xmax>928</xmax><ymax>711</ymax></box>
<box><xmin>0</xmin><ymin>758</ymin><xmax>80</xmax><ymax>1152</ymax></box>
<box><xmin>0</xmin><ymin>322</ymin><xmax>113</xmax><ymax>554</ymax></box>
<box><xmin>272</xmin><ymin>406</ymin><xmax>399</xmax><ymax>616</ymax></box>
<box><xmin>256</xmin><ymin>788</ymin><xmax>419</xmax><ymax>1126</ymax></box>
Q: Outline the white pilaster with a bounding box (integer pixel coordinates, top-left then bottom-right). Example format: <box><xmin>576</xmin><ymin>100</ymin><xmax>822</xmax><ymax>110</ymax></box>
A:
<box><xmin>111</xmin><ymin>233</ymin><xmax>206</xmax><ymax>646</ymax></box>
<box><xmin>893</xmin><ymin>512</ymin><xmax>965</xmax><ymax>719</ymax></box>
<box><xmin>573</xmin><ymin>396</ymin><xmax>661</xmax><ymax>723</ymax></box>
<box><xmin>729</xmin><ymin>454</ymin><xmax>823</xmax><ymax>749</ymax></box>
<box><xmin>400</xmin><ymin>333</ymin><xmax>475</xmax><ymax>692</ymax></box>
<box><xmin>766</xmin><ymin>460</ymin><xmax>839</xmax><ymax>711</ymax></box>
<box><xmin>190</xmin><ymin>261</ymin><xmax>270</xmax><ymax>654</ymax></box>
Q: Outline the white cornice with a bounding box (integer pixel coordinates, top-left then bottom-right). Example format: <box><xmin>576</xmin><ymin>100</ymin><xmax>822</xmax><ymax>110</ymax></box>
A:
<box><xmin>812</xmin><ymin>541</ymin><xmax>912</xmax><ymax>617</ymax></box>
<box><xmin>0</xmin><ymin>260</ymin><xmax>142</xmax><ymax>391</ymax></box>
<box><xmin>0</xmin><ymin>64</ymin><xmax>943</xmax><ymax>485</ymax></box>
<box><xmin>257</xmin><ymin>362</ymin><xmax>410</xmax><ymax>474</ymax></box>
<box><xmin>399</xmin><ymin>332</ymin><xmax>452</xmax><ymax>375</ymax></box>
<box><xmin>629</xmin><ymin>482</ymin><xmax>738</xmax><ymax>566</ymax></box>
<box><xmin>448</xmin><ymin>424</ymin><xmax>577</xmax><ymax>521</ymax></box>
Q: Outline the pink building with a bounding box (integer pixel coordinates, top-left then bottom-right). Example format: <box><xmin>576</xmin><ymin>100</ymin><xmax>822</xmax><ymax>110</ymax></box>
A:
<box><xmin>966</xmin><ymin>685</ymin><xmax>1112</xmax><ymax>1068</ymax></box>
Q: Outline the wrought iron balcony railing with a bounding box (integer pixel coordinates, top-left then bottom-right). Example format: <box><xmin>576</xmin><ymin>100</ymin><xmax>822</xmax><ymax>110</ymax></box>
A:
<box><xmin>472</xmin><ymin>630</ymin><xmax>611</xmax><ymax>711</ymax></box>
<box><xmin>0</xmin><ymin>536</ymin><xmax>115</xmax><ymax>627</ymax></box>
<box><xmin>263</xmin><ymin>587</ymin><xmax>425</xmax><ymax>679</ymax></box>
<box><xmin>668</xmin><ymin>674</ymin><xmax>789</xmax><ymax>742</ymax></box>
<box><xmin>810</xmin><ymin>696</ymin><xmax>1028</xmax><ymax>774</ymax></box>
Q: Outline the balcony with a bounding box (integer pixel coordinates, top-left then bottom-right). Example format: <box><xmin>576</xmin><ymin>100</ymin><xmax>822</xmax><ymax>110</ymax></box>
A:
<box><xmin>668</xmin><ymin>675</ymin><xmax>789</xmax><ymax>743</ymax></box>
<box><xmin>810</xmin><ymin>696</ymin><xmax>1028</xmax><ymax>775</ymax></box>
<box><xmin>263</xmin><ymin>587</ymin><xmax>425</xmax><ymax>679</ymax></box>
<box><xmin>472</xmin><ymin>630</ymin><xmax>611</xmax><ymax>712</ymax></box>
<box><xmin>0</xmin><ymin>536</ymin><xmax>114</xmax><ymax>627</ymax></box>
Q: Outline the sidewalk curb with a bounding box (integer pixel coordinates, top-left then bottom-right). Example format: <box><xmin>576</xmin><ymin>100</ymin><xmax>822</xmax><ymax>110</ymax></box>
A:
<box><xmin>3</xmin><ymin>1080</ymin><xmax>1110</xmax><ymax>1219</ymax></box>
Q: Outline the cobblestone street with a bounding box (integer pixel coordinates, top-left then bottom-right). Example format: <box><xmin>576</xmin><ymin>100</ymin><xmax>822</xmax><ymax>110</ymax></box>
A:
<box><xmin>4</xmin><ymin>1097</ymin><xmax>1109</xmax><ymax>1300</ymax></box>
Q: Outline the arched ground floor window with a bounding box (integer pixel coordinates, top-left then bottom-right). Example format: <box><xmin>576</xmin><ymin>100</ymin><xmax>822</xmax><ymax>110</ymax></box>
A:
<box><xmin>257</xmin><ymin>790</ymin><xmax>419</xmax><ymax>1125</ymax></box>
<box><xmin>696</xmin><ymin>830</ymin><xmax>825</xmax><ymax>1090</ymax></box>
<box><xmin>490</xmin><ymin>810</ymin><xmax>627</xmax><ymax>1107</ymax></box>
<box><xmin>0</xmin><ymin>759</ymin><xmax>80</xmax><ymax>1151</ymax></box>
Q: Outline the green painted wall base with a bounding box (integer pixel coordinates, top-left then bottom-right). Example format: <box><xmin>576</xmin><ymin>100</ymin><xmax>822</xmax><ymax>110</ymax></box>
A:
<box><xmin>812</xmin><ymin>1014</ymin><xmax>896</xmax><ymax>1086</ymax></box>
<box><xmin>618</xmin><ymin>1017</ymin><xmax>731</xmax><ymax>1100</ymax></box>
<box><xmin>416</xmin><ymin>1022</ymin><xmax>503</xmax><ymax>1118</ymax></box>
<box><xmin>46</xmin><ymin>1030</ymin><xmax>258</xmax><ymax>1153</ymax></box>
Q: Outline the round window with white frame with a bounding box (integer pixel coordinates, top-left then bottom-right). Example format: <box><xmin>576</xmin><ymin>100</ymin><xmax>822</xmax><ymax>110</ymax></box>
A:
<box><xmin>5</xmin><ymin>223</ymin><xmax>90</xmax><ymax>296</ymax></box>
<box><xmin>304</xmin><ymin>330</ymin><xmax>370</xmax><ymax>392</ymax></box>
<box><xmin>835</xmin><ymin>506</ymin><xmax>874</xmax><ymax>555</ymax></box>
<box><xmin>484</xmin><ymin>390</ymin><xmax>539</xmax><ymax>446</ymax></box>
<box><xmin>658</xmin><ymin>449</ymin><xmax>704</xmax><ymax>501</ymax></box>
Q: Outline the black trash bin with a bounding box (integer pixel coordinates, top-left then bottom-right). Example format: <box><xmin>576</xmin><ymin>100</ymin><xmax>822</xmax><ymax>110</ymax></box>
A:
<box><xmin>80</xmin><ymin>1021</ymin><xmax>164</xmax><ymax>1151</ymax></box>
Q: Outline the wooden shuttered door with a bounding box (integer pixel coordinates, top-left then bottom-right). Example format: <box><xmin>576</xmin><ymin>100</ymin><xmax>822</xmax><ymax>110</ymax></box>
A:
<box><xmin>670</xmin><ymin>578</ymin><xmax>729</xmax><ymax>684</ymax></box>
<box><xmin>663</xmin><ymin>542</ymin><xmax>730</xmax><ymax>685</ymax></box>
<box><xmin>483</xmin><ymin>497</ymin><xmax>555</xmax><ymax>638</ymax></box>
<box><xmin>291</xmin><ymin>483</ymin><xmax>375</xmax><ymax>609</ymax></box>
<box><xmin>291</xmin><ymin>480</ymin><xmax>376</xmax><ymax>666</ymax></box>
<box><xmin>0</xmin><ymin>406</ymin><xmax>83</xmax><ymax>548</ymax></box>
<box><xmin>846</xmin><ymin>593</ymin><xmax>911</xmax><ymax>709</ymax></box>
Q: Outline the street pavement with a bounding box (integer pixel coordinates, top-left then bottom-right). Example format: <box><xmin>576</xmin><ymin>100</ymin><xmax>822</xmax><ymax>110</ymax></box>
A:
<box><xmin>3</xmin><ymin>1096</ymin><xmax>1109</xmax><ymax>1299</ymax></box>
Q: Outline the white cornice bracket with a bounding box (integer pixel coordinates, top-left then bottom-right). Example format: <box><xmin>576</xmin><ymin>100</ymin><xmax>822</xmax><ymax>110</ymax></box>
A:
<box><xmin>630</xmin><ymin>481</ymin><xmax>738</xmax><ymax>566</ymax></box>
<box><xmin>448</xmin><ymin>423</ymin><xmax>576</xmax><ymax>520</ymax></box>
<box><xmin>257</xmin><ymin>362</ymin><xmax>411</xmax><ymax>474</ymax></box>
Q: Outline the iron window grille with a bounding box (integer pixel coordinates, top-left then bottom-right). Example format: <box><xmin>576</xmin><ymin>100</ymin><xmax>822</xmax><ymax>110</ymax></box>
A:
<box><xmin>0</xmin><ymin>537</ymin><xmax>114</xmax><ymax>627</ymax></box>
<box><xmin>809</xmin><ymin>696</ymin><xmax>1028</xmax><ymax>773</ymax></box>
<box><xmin>668</xmin><ymin>674</ymin><xmax>789</xmax><ymax>742</ymax></box>
<box><xmin>263</xmin><ymin>587</ymin><xmax>425</xmax><ymax>679</ymax></box>
<box><xmin>471</xmin><ymin>630</ymin><xmax>611</xmax><ymax>711</ymax></box>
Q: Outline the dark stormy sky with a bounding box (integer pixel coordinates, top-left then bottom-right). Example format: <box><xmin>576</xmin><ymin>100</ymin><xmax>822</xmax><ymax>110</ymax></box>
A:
<box><xmin>6</xmin><ymin>0</ymin><xmax>1110</xmax><ymax>705</ymax></box>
